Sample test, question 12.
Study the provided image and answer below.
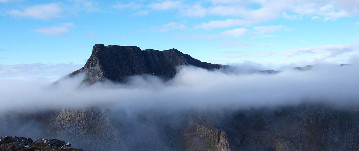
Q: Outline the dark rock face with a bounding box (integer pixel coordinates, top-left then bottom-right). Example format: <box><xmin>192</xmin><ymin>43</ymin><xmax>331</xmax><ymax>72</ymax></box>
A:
<box><xmin>49</xmin><ymin>108</ymin><xmax>125</xmax><ymax>151</ymax></box>
<box><xmin>0</xmin><ymin>136</ymin><xmax>83</xmax><ymax>151</ymax></box>
<box><xmin>184</xmin><ymin>122</ymin><xmax>230</xmax><ymax>151</ymax></box>
<box><xmin>294</xmin><ymin>65</ymin><xmax>313</xmax><ymax>71</ymax></box>
<box><xmin>70</xmin><ymin>44</ymin><xmax>223</xmax><ymax>84</ymax></box>
<box><xmin>216</xmin><ymin>104</ymin><xmax>359</xmax><ymax>151</ymax></box>
<box><xmin>3</xmin><ymin>104</ymin><xmax>359</xmax><ymax>150</ymax></box>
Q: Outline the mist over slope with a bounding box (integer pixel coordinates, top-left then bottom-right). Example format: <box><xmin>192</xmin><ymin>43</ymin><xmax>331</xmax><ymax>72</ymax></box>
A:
<box><xmin>1</xmin><ymin>61</ymin><xmax>359</xmax><ymax>150</ymax></box>
<box><xmin>0</xmin><ymin>62</ymin><xmax>359</xmax><ymax>114</ymax></box>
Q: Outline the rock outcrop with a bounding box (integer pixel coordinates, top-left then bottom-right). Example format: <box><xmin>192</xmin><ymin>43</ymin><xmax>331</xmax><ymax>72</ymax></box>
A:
<box><xmin>50</xmin><ymin>108</ymin><xmax>125</xmax><ymax>151</ymax></box>
<box><xmin>0</xmin><ymin>136</ymin><xmax>83</xmax><ymax>151</ymax></box>
<box><xmin>70</xmin><ymin>44</ymin><xmax>223</xmax><ymax>84</ymax></box>
<box><xmin>184</xmin><ymin>122</ymin><xmax>230</xmax><ymax>151</ymax></box>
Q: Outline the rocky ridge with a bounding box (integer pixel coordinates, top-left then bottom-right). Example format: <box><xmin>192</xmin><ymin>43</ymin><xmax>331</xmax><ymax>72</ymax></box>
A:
<box><xmin>70</xmin><ymin>44</ymin><xmax>223</xmax><ymax>84</ymax></box>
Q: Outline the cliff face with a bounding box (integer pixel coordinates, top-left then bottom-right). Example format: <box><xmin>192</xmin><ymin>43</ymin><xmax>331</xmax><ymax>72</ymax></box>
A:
<box><xmin>70</xmin><ymin>44</ymin><xmax>223</xmax><ymax>84</ymax></box>
<box><xmin>49</xmin><ymin>108</ymin><xmax>125</xmax><ymax>150</ymax></box>
<box><xmin>184</xmin><ymin>122</ymin><xmax>230</xmax><ymax>151</ymax></box>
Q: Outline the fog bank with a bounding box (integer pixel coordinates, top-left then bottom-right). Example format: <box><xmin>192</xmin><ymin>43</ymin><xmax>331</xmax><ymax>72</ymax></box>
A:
<box><xmin>0</xmin><ymin>63</ymin><xmax>359</xmax><ymax>114</ymax></box>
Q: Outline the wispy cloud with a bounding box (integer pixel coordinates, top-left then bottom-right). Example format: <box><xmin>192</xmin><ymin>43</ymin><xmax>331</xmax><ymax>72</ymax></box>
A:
<box><xmin>34</xmin><ymin>23</ymin><xmax>74</xmax><ymax>36</ymax></box>
<box><xmin>114</xmin><ymin>2</ymin><xmax>141</xmax><ymax>10</ymax></box>
<box><xmin>8</xmin><ymin>3</ymin><xmax>63</xmax><ymax>20</ymax></box>
<box><xmin>175</xmin><ymin>27</ymin><xmax>248</xmax><ymax>40</ymax></box>
<box><xmin>293</xmin><ymin>3</ymin><xmax>349</xmax><ymax>21</ymax></box>
<box><xmin>254</xmin><ymin>25</ymin><xmax>284</xmax><ymax>34</ymax></box>
<box><xmin>68</xmin><ymin>0</ymin><xmax>98</xmax><ymax>12</ymax></box>
<box><xmin>109</xmin><ymin>0</ymin><xmax>358</xmax><ymax>24</ymax></box>
<box><xmin>220</xmin><ymin>40</ymin><xmax>250</xmax><ymax>47</ymax></box>
<box><xmin>149</xmin><ymin>1</ymin><xmax>182</xmax><ymax>10</ymax></box>
<box><xmin>252</xmin><ymin>25</ymin><xmax>286</xmax><ymax>37</ymax></box>
<box><xmin>114</xmin><ymin>2</ymin><xmax>148</xmax><ymax>16</ymax></box>
<box><xmin>146</xmin><ymin>0</ymin><xmax>359</xmax><ymax>23</ymax></box>
<box><xmin>180</xmin><ymin>4</ymin><xmax>207</xmax><ymax>17</ymax></box>
<box><xmin>195</xmin><ymin>19</ymin><xmax>250</xmax><ymax>29</ymax></box>
<box><xmin>259</xmin><ymin>44</ymin><xmax>273</xmax><ymax>47</ymax></box>
<box><xmin>284</xmin><ymin>44</ymin><xmax>359</xmax><ymax>64</ymax></box>
<box><xmin>221</xmin><ymin>28</ymin><xmax>248</xmax><ymax>37</ymax></box>
<box><xmin>157</xmin><ymin>22</ymin><xmax>185</xmax><ymax>32</ymax></box>
<box><xmin>134</xmin><ymin>10</ymin><xmax>148</xmax><ymax>16</ymax></box>
<box><xmin>219</xmin><ymin>44</ymin><xmax>359</xmax><ymax>65</ymax></box>
<box><xmin>210</xmin><ymin>0</ymin><xmax>243</xmax><ymax>4</ymax></box>
<box><xmin>0</xmin><ymin>0</ymin><xmax>21</xmax><ymax>3</ymax></box>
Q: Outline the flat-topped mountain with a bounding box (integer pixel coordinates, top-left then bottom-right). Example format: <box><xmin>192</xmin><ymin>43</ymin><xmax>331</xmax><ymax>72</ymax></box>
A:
<box><xmin>70</xmin><ymin>44</ymin><xmax>223</xmax><ymax>84</ymax></box>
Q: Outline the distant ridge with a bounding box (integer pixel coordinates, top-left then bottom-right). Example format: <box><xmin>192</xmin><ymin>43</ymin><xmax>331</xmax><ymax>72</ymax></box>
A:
<box><xmin>70</xmin><ymin>44</ymin><xmax>223</xmax><ymax>84</ymax></box>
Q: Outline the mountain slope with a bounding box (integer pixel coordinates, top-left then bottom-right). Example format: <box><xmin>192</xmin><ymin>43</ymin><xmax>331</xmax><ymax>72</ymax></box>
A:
<box><xmin>70</xmin><ymin>44</ymin><xmax>223</xmax><ymax>84</ymax></box>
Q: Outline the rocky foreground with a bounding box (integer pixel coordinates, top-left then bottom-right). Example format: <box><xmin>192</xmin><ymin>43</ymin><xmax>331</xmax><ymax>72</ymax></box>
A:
<box><xmin>4</xmin><ymin>103</ymin><xmax>358</xmax><ymax>151</ymax></box>
<box><xmin>0</xmin><ymin>136</ymin><xmax>83</xmax><ymax>151</ymax></box>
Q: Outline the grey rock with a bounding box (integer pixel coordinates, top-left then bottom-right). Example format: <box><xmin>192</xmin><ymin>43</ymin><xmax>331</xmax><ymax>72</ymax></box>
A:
<box><xmin>70</xmin><ymin>44</ymin><xmax>223</xmax><ymax>84</ymax></box>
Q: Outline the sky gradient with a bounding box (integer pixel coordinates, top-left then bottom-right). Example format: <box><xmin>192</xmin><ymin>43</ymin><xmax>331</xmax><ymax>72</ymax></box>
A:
<box><xmin>1</xmin><ymin>0</ymin><xmax>359</xmax><ymax>68</ymax></box>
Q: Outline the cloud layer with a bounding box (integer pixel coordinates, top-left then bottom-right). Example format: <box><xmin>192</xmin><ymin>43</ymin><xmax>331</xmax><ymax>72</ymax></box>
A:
<box><xmin>1</xmin><ymin>62</ymin><xmax>359</xmax><ymax>115</ymax></box>
<box><xmin>0</xmin><ymin>63</ymin><xmax>81</xmax><ymax>81</ymax></box>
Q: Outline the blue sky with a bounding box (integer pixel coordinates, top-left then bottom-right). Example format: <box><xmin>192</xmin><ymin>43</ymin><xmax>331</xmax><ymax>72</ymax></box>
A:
<box><xmin>1</xmin><ymin>0</ymin><xmax>359</xmax><ymax>68</ymax></box>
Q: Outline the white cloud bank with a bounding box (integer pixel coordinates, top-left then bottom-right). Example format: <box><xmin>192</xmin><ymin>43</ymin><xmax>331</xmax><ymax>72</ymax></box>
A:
<box><xmin>0</xmin><ymin>63</ymin><xmax>81</xmax><ymax>81</ymax></box>
<box><xmin>1</xmin><ymin>62</ymin><xmax>359</xmax><ymax>114</ymax></box>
